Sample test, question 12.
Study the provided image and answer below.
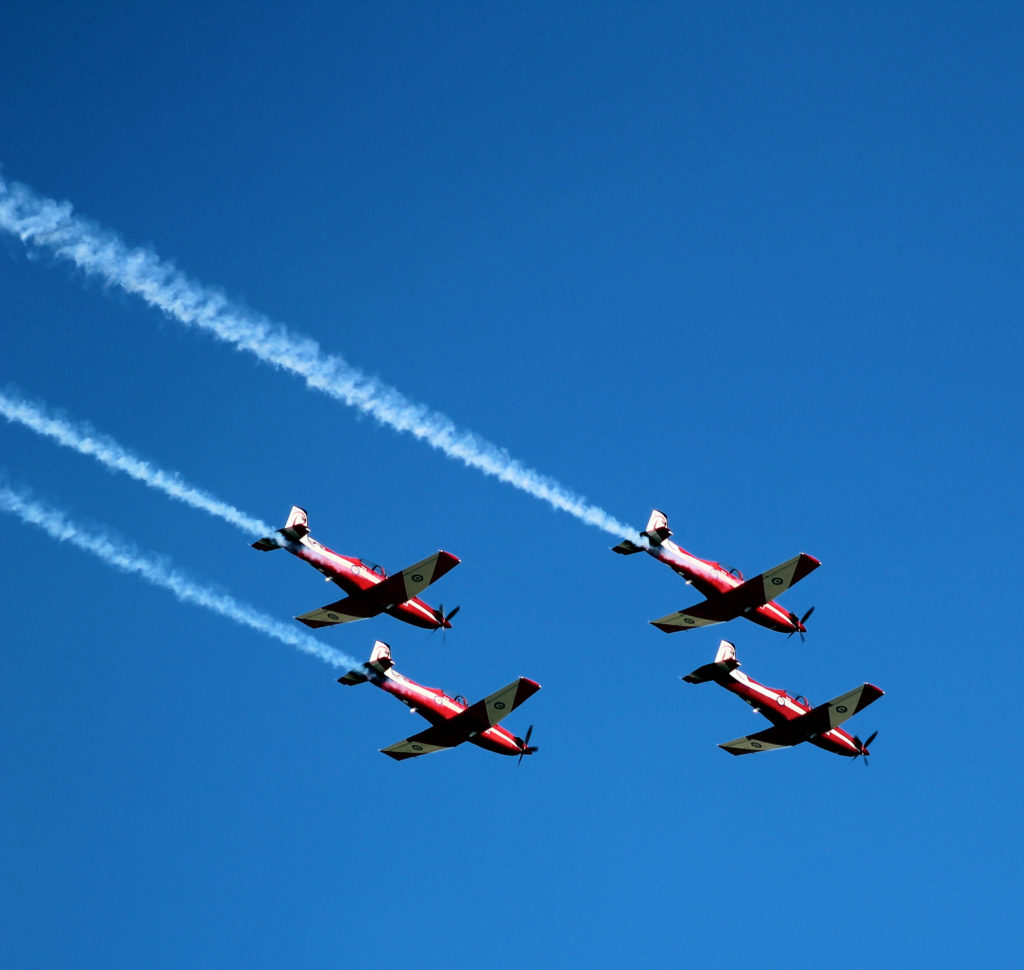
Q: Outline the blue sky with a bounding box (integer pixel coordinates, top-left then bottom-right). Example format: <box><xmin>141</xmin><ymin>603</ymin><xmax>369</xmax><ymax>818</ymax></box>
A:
<box><xmin>2</xmin><ymin>3</ymin><xmax>1022</xmax><ymax>967</ymax></box>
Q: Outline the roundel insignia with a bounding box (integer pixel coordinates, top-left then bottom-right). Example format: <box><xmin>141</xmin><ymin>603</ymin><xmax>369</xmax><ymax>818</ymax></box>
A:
<box><xmin>327</xmin><ymin>613</ymin><xmax>339</xmax><ymax>620</ymax></box>
<box><xmin>493</xmin><ymin>701</ymin><xmax>506</xmax><ymax>710</ymax></box>
<box><xmin>411</xmin><ymin>744</ymin><xmax>423</xmax><ymax>751</ymax></box>
<box><xmin>751</xmin><ymin>741</ymin><xmax>762</xmax><ymax>748</ymax></box>
<box><xmin>836</xmin><ymin>705</ymin><xmax>848</xmax><ymax>713</ymax></box>
<box><xmin>410</xmin><ymin>573</ymin><xmax>424</xmax><ymax>583</ymax></box>
<box><xmin>771</xmin><ymin>576</ymin><xmax>783</xmax><ymax>586</ymax></box>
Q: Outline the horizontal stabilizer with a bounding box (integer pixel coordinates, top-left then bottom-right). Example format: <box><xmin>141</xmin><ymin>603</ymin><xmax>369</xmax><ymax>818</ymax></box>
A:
<box><xmin>612</xmin><ymin>538</ymin><xmax>644</xmax><ymax>555</ymax></box>
<box><xmin>337</xmin><ymin>641</ymin><xmax>394</xmax><ymax>685</ymax></box>
<box><xmin>252</xmin><ymin>505</ymin><xmax>311</xmax><ymax>550</ymax></box>
<box><xmin>613</xmin><ymin>510</ymin><xmax>672</xmax><ymax>553</ymax></box>
<box><xmin>683</xmin><ymin>641</ymin><xmax>740</xmax><ymax>684</ymax></box>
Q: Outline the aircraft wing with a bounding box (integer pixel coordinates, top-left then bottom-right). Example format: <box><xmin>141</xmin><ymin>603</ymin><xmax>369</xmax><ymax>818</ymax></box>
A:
<box><xmin>782</xmin><ymin>684</ymin><xmax>884</xmax><ymax>737</ymax></box>
<box><xmin>295</xmin><ymin>595</ymin><xmax>380</xmax><ymax>628</ymax></box>
<box><xmin>443</xmin><ymin>677</ymin><xmax>541</xmax><ymax>735</ymax></box>
<box><xmin>650</xmin><ymin>553</ymin><xmax>820</xmax><ymax>632</ymax></box>
<box><xmin>650</xmin><ymin>600</ymin><xmax>735</xmax><ymax>632</ymax></box>
<box><xmin>363</xmin><ymin>551</ymin><xmax>460</xmax><ymax>608</ymax></box>
<box><xmin>719</xmin><ymin>724</ymin><xmax>800</xmax><ymax>755</ymax></box>
<box><xmin>380</xmin><ymin>725</ymin><xmax>463</xmax><ymax>761</ymax></box>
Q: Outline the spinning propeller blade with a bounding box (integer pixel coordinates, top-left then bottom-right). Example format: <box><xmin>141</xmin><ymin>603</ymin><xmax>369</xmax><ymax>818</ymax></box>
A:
<box><xmin>851</xmin><ymin>730</ymin><xmax>879</xmax><ymax>766</ymax></box>
<box><xmin>431</xmin><ymin>604</ymin><xmax>461</xmax><ymax>640</ymax></box>
<box><xmin>787</xmin><ymin>605</ymin><xmax>816</xmax><ymax>642</ymax></box>
<box><xmin>517</xmin><ymin>724</ymin><xmax>536</xmax><ymax>766</ymax></box>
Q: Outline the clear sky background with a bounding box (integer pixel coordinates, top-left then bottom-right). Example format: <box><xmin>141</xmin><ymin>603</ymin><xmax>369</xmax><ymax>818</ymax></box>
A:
<box><xmin>2</xmin><ymin>3</ymin><xmax>1021</xmax><ymax>968</ymax></box>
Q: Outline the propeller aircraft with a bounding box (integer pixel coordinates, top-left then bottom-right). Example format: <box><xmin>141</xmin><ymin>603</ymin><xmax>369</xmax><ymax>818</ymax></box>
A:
<box><xmin>338</xmin><ymin>641</ymin><xmax>540</xmax><ymax>761</ymax></box>
<box><xmin>683</xmin><ymin>640</ymin><xmax>882</xmax><ymax>760</ymax></box>
<box><xmin>613</xmin><ymin>509</ymin><xmax>819</xmax><ymax>635</ymax></box>
<box><xmin>253</xmin><ymin>506</ymin><xmax>460</xmax><ymax>632</ymax></box>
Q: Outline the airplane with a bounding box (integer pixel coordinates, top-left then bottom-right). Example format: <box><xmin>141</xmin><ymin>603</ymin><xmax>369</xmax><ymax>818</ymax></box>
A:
<box><xmin>612</xmin><ymin>509</ymin><xmax>820</xmax><ymax>635</ymax></box>
<box><xmin>252</xmin><ymin>506</ymin><xmax>461</xmax><ymax>632</ymax></box>
<box><xmin>683</xmin><ymin>640</ymin><xmax>882</xmax><ymax>760</ymax></box>
<box><xmin>338</xmin><ymin>640</ymin><xmax>540</xmax><ymax>761</ymax></box>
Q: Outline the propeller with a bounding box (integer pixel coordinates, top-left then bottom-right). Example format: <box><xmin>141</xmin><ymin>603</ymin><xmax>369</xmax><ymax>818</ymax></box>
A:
<box><xmin>787</xmin><ymin>606</ymin><xmax>816</xmax><ymax>642</ymax></box>
<box><xmin>517</xmin><ymin>724</ymin><xmax>538</xmax><ymax>766</ymax></box>
<box><xmin>851</xmin><ymin>730</ymin><xmax>878</xmax><ymax>766</ymax></box>
<box><xmin>431</xmin><ymin>604</ymin><xmax>461</xmax><ymax>640</ymax></box>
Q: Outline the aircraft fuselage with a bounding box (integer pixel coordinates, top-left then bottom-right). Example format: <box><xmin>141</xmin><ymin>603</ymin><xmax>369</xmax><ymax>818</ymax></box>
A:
<box><xmin>283</xmin><ymin>537</ymin><xmax>447</xmax><ymax>630</ymax></box>
<box><xmin>374</xmin><ymin>669</ymin><xmax>527</xmax><ymax>757</ymax></box>
<box><xmin>646</xmin><ymin>539</ymin><xmax>803</xmax><ymax>634</ymax></box>
<box><xmin>722</xmin><ymin>667</ymin><xmax>863</xmax><ymax>757</ymax></box>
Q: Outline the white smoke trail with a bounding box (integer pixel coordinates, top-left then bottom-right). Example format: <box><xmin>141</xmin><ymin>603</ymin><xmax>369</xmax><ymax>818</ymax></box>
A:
<box><xmin>0</xmin><ymin>387</ymin><xmax>273</xmax><ymax>537</ymax></box>
<box><xmin>0</xmin><ymin>174</ymin><xmax>633</xmax><ymax>538</ymax></box>
<box><xmin>0</xmin><ymin>482</ymin><xmax>357</xmax><ymax>670</ymax></box>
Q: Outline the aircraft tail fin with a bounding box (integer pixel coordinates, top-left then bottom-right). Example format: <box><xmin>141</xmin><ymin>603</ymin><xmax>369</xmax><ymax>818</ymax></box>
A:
<box><xmin>252</xmin><ymin>505</ymin><xmax>311</xmax><ymax>551</ymax></box>
<box><xmin>683</xmin><ymin>640</ymin><xmax>740</xmax><ymax>684</ymax></box>
<box><xmin>643</xmin><ymin>509</ymin><xmax>672</xmax><ymax>542</ymax></box>
<box><xmin>612</xmin><ymin>508</ymin><xmax>672</xmax><ymax>554</ymax></box>
<box><xmin>337</xmin><ymin>640</ymin><xmax>394</xmax><ymax>685</ymax></box>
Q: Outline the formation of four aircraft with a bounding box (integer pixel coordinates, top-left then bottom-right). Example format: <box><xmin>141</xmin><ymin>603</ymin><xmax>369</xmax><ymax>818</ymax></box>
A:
<box><xmin>253</xmin><ymin>506</ymin><xmax>882</xmax><ymax>763</ymax></box>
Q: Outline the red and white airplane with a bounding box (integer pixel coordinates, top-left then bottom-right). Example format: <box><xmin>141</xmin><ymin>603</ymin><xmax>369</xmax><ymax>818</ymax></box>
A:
<box><xmin>613</xmin><ymin>509</ymin><xmax>819</xmax><ymax>635</ymax></box>
<box><xmin>338</xmin><ymin>641</ymin><xmax>540</xmax><ymax>761</ymax></box>
<box><xmin>684</xmin><ymin>640</ymin><xmax>882</xmax><ymax>760</ymax></box>
<box><xmin>253</xmin><ymin>506</ymin><xmax>460</xmax><ymax>632</ymax></box>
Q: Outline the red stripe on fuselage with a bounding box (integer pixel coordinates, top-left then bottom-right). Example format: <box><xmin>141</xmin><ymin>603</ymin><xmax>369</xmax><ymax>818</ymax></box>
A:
<box><xmin>648</xmin><ymin>541</ymin><xmax>731</xmax><ymax>600</ymax></box>
<box><xmin>386</xmin><ymin>596</ymin><xmax>444</xmax><ymax>630</ymax></box>
<box><xmin>285</xmin><ymin>539</ymin><xmax>378</xmax><ymax>594</ymax></box>
<box><xmin>749</xmin><ymin>601</ymin><xmax>800</xmax><ymax>633</ymax></box>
